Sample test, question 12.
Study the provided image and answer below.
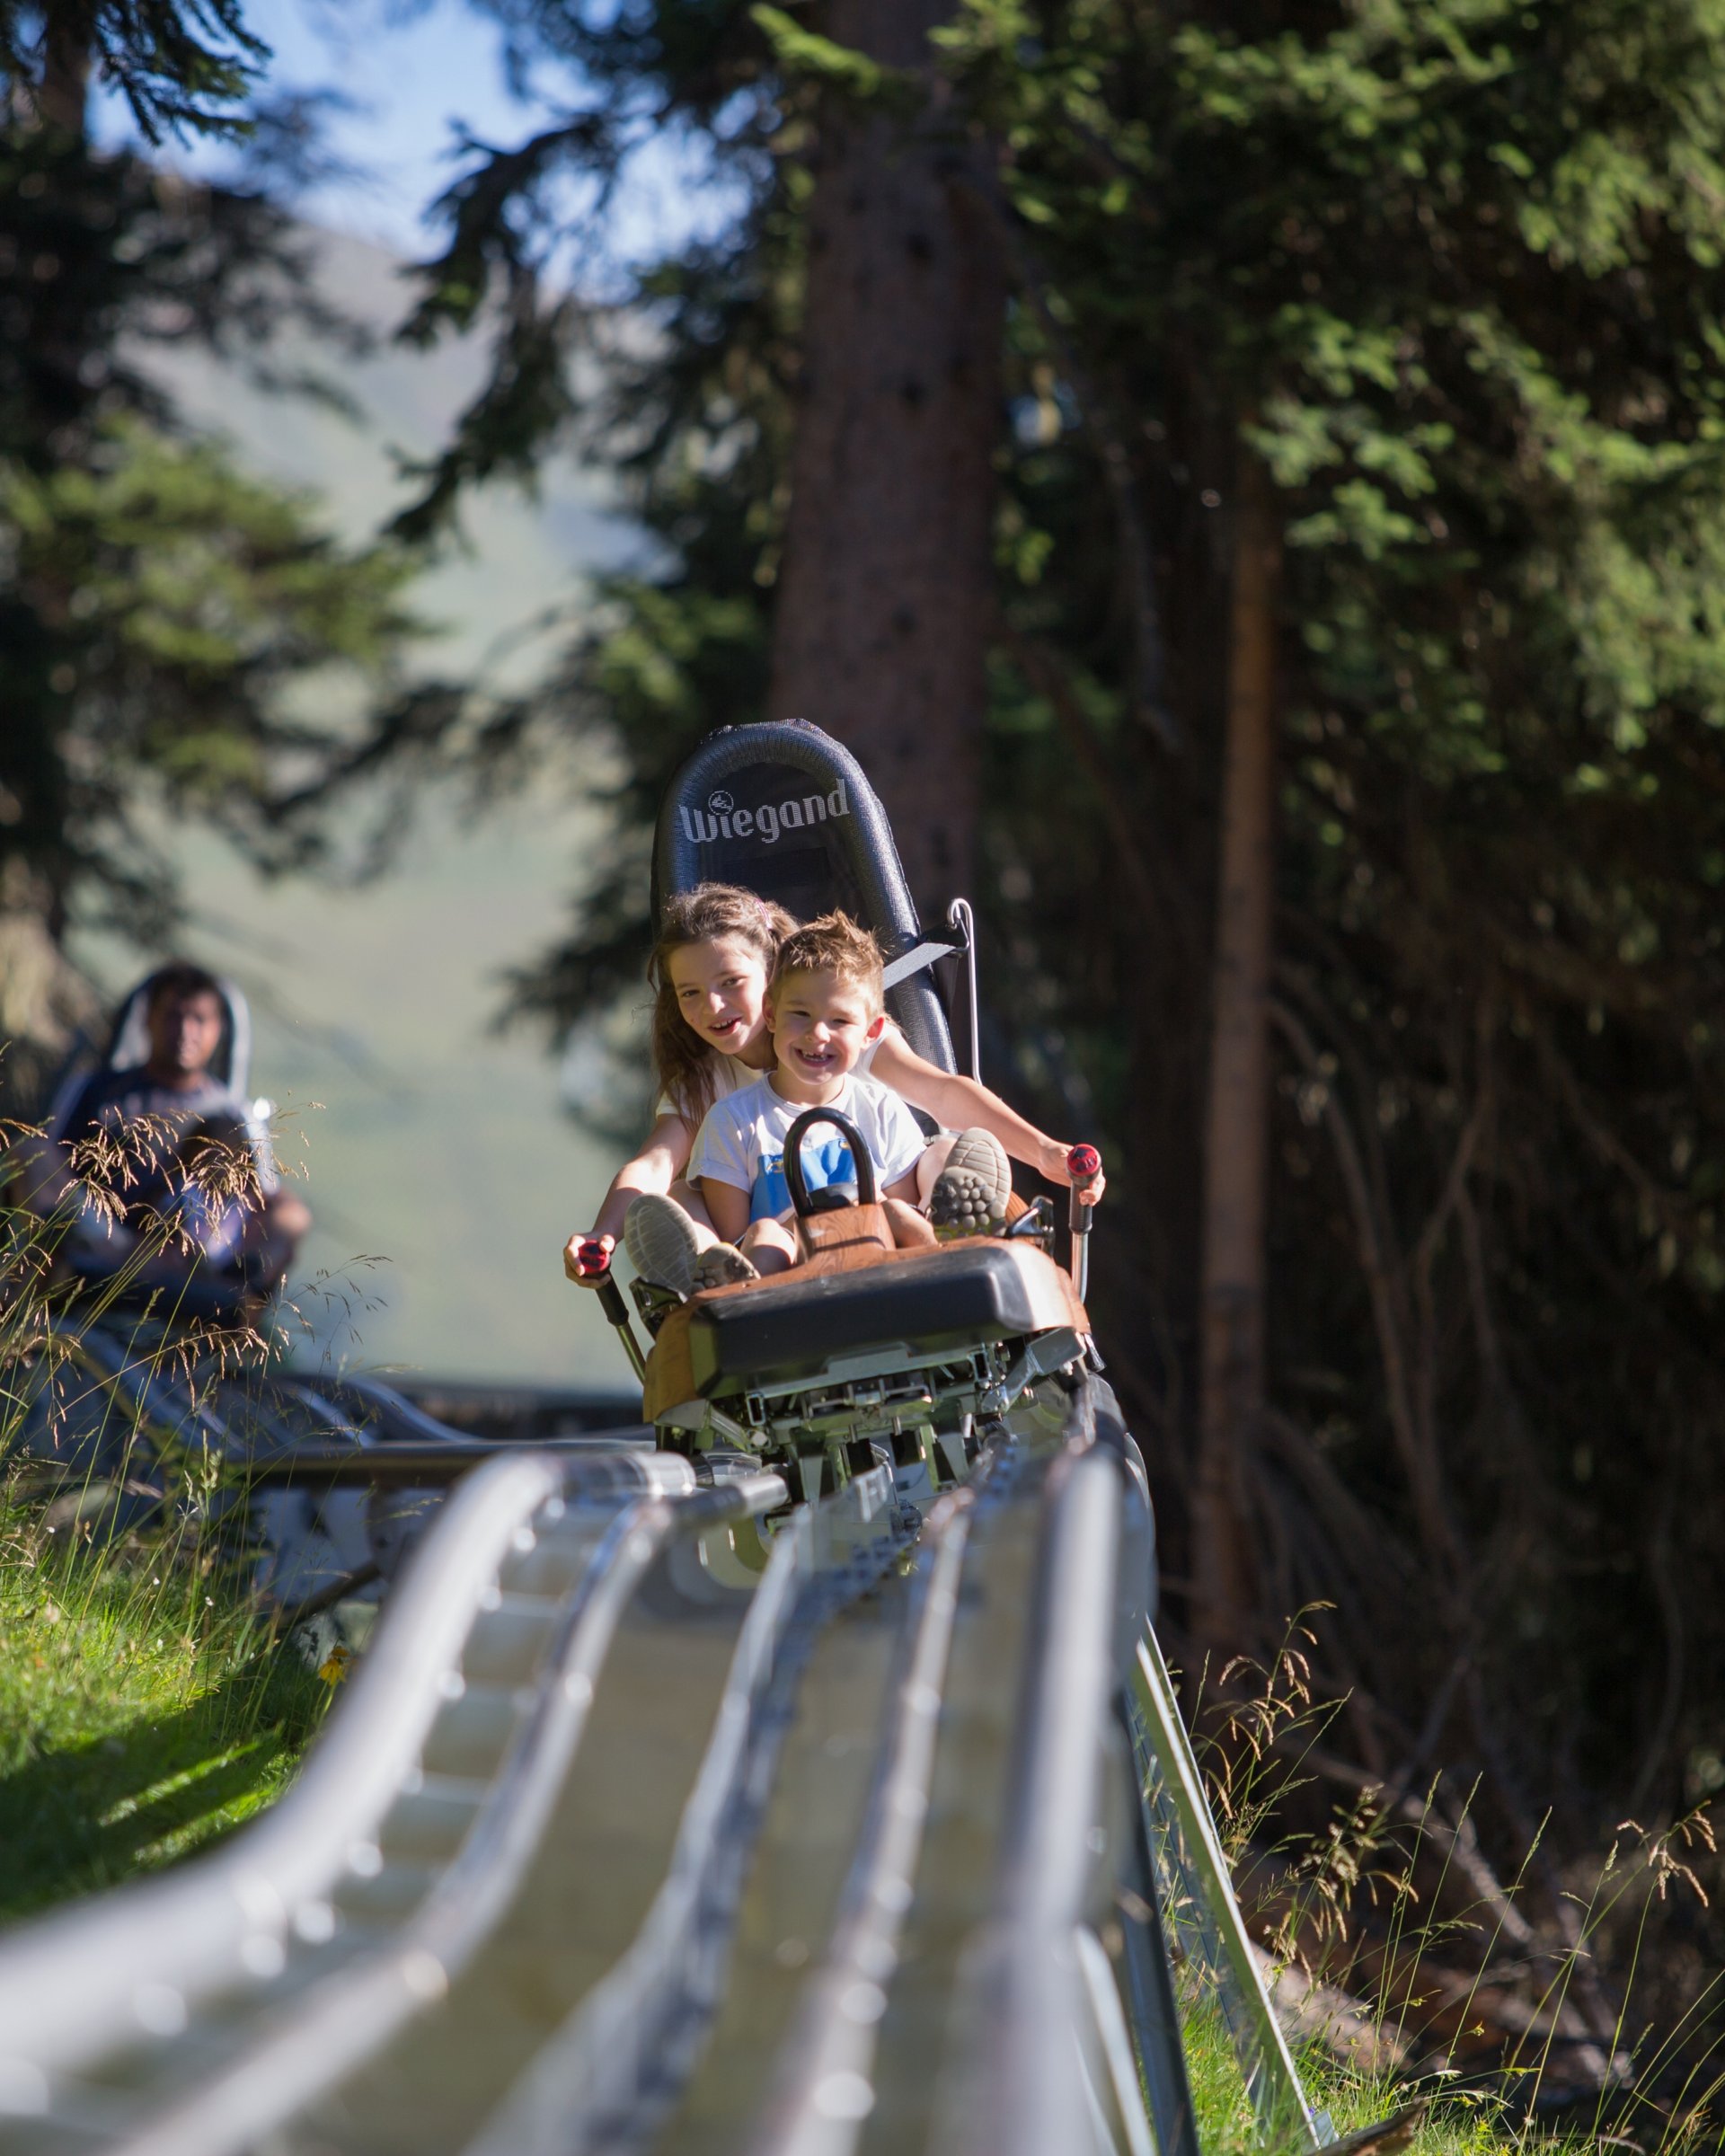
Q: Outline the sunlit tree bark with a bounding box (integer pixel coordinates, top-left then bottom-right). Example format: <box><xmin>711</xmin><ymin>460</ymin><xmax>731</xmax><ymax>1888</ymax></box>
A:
<box><xmin>766</xmin><ymin>0</ymin><xmax>1004</xmax><ymax>914</ymax></box>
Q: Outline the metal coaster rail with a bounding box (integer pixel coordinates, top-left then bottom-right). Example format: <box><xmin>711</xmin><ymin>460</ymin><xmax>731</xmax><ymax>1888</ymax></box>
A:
<box><xmin>111</xmin><ymin>1467</ymin><xmax>801</xmax><ymax>2156</ymax></box>
<box><xmin>0</xmin><ymin>1400</ymin><xmax>1327</xmax><ymax>2156</ymax></box>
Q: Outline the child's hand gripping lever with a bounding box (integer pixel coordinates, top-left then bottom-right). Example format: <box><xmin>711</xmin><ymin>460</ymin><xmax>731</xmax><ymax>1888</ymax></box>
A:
<box><xmin>1066</xmin><ymin>1144</ymin><xmax>1102</xmax><ymax>1302</ymax></box>
<box><xmin>565</xmin><ymin>1235</ymin><xmax>648</xmax><ymax>1385</ymax></box>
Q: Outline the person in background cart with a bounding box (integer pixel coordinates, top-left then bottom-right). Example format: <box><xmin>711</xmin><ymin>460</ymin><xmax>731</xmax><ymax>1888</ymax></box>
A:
<box><xmin>8</xmin><ymin>961</ymin><xmax>310</xmax><ymax>1312</ymax></box>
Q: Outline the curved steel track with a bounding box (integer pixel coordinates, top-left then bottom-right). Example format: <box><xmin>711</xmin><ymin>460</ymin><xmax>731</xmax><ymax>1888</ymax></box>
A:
<box><xmin>0</xmin><ymin>1375</ymin><xmax>1301</xmax><ymax>2156</ymax></box>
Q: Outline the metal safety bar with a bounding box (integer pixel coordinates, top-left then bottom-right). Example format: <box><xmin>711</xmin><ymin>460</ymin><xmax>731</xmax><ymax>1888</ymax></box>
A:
<box><xmin>1130</xmin><ymin>1624</ymin><xmax>1332</xmax><ymax>2151</ymax></box>
<box><xmin>946</xmin><ymin>897</ymin><xmax>981</xmax><ymax>1082</ymax></box>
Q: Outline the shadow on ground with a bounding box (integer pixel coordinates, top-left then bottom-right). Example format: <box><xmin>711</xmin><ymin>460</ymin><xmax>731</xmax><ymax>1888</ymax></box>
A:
<box><xmin>0</xmin><ymin>1655</ymin><xmax>325</xmax><ymax>1925</ymax></box>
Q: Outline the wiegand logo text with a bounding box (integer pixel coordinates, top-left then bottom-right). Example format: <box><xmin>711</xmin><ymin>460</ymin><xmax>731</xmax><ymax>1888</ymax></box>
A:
<box><xmin>679</xmin><ymin>779</ymin><xmax>851</xmax><ymax>845</ymax></box>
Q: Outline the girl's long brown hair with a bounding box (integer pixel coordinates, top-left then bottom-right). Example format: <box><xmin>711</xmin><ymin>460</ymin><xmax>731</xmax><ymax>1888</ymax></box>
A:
<box><xmin>649</xmin><ymin>883</ymin><xmax>797</xmax><ymax>1125</ymax></box>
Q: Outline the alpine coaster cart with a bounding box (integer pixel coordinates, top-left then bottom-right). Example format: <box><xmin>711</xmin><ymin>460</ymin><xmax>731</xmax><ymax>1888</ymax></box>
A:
<box><xmin>580</xmin><ymin>720</ymin><xmax>1101</xmax><ymax>1513</ymax></box>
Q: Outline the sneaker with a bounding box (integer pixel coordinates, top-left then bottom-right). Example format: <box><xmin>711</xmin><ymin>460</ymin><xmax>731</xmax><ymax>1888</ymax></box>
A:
<box><xmin>929</xmin><ymin>1128</ymin><xmax>1013</xmax><ymax>1239</ymax></box>
<box><xmin>624</xmin><ymin>1194</ymin><xmax>706</xmax><ymax>1298</ymax></box>
<box><xmin>689</xmin><ymin>1242</ymin><xmax>760</xmax><ymax>1294</ymax></box>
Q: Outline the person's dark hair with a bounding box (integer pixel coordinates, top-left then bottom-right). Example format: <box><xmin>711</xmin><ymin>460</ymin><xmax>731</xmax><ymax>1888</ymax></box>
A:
<box><xmin>146</xmin><ymin>960</ymin><xmax>224</xmax><ymax>1012</ymax></box>
<box><xmin>649</xmin><ymin>884</ymin><xmax>797</xmax><ymax>1125</ymax></box>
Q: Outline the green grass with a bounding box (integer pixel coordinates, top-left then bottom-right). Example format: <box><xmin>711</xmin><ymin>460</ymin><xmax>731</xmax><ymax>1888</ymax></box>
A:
<box><xmin>0</xmin><ymin>1153</ymin><xmax>342</xmax><ymax>1927</ymax></box>
<box><xmin>0</xmin><ymin>1486</ymin><xmax>333</xmax><ymax>1927</ymax></box>
<box><xmin>1161</xmin><ymin>1619</ymin><xmax>1724</xmax><ymax>2156</ymax></box>
<box><xmin>1179</xmin><ymin>1997</ymin><xmax>1269</xmax><ymax>2155</ymax></box>
<box><xmin>1302</xmin><ymin>2053</ymin><xmax>1509</xmax><ymax>2156</ymax></box>
<box><xmin>1179</xmin><ymin>2006</ymin><xmax>1556</xmax><ymax>2156</ymax></box>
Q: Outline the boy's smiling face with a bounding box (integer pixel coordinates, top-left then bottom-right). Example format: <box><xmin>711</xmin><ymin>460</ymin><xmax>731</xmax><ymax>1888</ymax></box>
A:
<box><xmin>768</xmin><ymin>965</ymin><xmax>885</xmax><ymax>1101</ymax></box>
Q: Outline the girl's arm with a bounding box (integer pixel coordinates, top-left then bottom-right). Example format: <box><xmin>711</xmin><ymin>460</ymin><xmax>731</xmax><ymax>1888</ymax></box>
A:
<box><xmin>871</xmin><ymin>1031</ymin><xmax>1107</xmax><ymax>1204</ymax></box>
<box><xmin>698</xmin><ymin>1175</ymin><xmax>753</xmax><ymax>1247</ymax></box>
<box><xmin>564</xmin><ymin>1112</ymin><xmax>694</xmax><ymax>1280</ymax></box>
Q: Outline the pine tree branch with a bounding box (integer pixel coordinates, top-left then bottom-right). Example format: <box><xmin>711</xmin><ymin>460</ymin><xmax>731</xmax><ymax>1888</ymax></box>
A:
<box><xmin>992</xmin><ymin>617</ymin><xmax>1162</xmax><ymax>923</ymax></box>
<box><xmin>966</xmin><ymin>163</ymin><xmax>1178</xmax><ymax>752</ymax></box>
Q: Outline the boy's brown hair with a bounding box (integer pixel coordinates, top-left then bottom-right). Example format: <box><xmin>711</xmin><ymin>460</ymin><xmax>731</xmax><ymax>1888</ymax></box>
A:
<box><xmin>769</xmin><ymin>911</ymin><xmax>885</xmax><ymax>1016</ymax></box>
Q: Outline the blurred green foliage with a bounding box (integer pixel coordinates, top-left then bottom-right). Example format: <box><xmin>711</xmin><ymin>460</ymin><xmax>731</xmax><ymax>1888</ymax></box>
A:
<box><xmin>0</xmin><ymin>107</ymin><xmax>453</xmax><ymax>1104</ymax></box>
<box><xmin>0</xmin><ymin>0</ymin><xmax>266</xmax><ymax>144</ymax></box>
<box><xmin>0</xmin><ymin>123</ymin><xmax>428</xmax><ymax>919</ymax></box>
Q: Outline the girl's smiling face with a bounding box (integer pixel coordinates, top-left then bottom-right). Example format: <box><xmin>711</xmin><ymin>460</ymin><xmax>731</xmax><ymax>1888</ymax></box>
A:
<box><xmin>668</xmin><ymin>933</ymin><xmax>773</xmax><ymax>1060</ymax></box>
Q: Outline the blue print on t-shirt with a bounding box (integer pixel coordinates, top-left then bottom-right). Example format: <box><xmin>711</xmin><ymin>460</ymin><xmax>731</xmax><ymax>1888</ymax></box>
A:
<box><xmin>752</xmin><ymin>1134</ymin><xmax>857</xmax><ymax>1221</ymax></box>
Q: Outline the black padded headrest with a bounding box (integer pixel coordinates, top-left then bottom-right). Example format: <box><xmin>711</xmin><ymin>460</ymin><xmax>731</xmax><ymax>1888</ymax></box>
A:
<box><xmin>652</xmin><ymin>720</ymin><xmax>956</xmax><ymax>1073</ymax></box>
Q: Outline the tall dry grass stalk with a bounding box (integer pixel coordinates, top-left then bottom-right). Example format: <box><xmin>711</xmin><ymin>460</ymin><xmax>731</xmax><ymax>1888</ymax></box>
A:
<box><xmin>1174</xmin><ymin>1613</ymin><xmax>1724</xmax><ymax>2152</ymax></box>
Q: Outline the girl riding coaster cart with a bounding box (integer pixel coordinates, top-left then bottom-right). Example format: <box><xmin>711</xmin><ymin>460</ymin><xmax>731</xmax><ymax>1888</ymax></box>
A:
<box><xmin>562</xmin><ymin>882</ymin><xmax>1103</xmax><ymax>1289</ymax></box>
<box><xmin>564</xmin><ymin>720</ymin><xmax>1106</xmax><ymax>1505</ymax></box>
<box><xmin>635</xmin><ymin>907</ymin><xmax>1039</xmax><ymax>1294</ymax></box>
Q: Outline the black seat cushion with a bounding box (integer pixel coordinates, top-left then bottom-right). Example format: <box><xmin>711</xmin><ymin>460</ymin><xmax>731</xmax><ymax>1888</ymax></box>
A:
<box><xmin>687</xmin><ymin>1241</ymin><xmax>1043</xmax><ymax>1392</ymax></box>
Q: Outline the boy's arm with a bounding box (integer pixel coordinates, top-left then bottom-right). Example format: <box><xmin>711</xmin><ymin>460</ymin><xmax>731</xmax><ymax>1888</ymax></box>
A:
<box><xmin>870</xmin><ymin>1032</ymin><xmax>1106</xmax><ymax>1204</ymax></box>
<box><xmin>565</xmin><ymin>1112</ymin><xmax>693</xmax><ymax>1279</ymax></box>
<box><xmin>686</xmin><ymin>1100</ymin><xmax>756</xmax><ymax>1247</ymax></box>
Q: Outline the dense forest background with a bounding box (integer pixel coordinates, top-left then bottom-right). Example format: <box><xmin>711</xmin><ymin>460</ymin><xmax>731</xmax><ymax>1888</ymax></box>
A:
<box><xmin>5</xmin><ymin>0</ymin><xmax>1725</xmax><ymax>2113</ymax></box>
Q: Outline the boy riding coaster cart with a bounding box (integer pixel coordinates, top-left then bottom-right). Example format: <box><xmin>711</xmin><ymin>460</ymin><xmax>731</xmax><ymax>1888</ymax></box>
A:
<box><xmin>570</xmin><ymin>719</ymin><xmax>1105</xmax><ymax>1517</ymax></box>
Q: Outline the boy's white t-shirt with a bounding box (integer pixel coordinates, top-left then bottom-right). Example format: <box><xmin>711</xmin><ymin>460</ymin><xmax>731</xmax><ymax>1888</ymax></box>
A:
<box><xmin>654</xmin><ymin>1029</ymin><xmax>890</xmax><ymax>1123</ymax></box>
<box><xmin>689</xmin><ymin>1070</ymin><xmax>926</xmax><ymax>1223</ymax></box>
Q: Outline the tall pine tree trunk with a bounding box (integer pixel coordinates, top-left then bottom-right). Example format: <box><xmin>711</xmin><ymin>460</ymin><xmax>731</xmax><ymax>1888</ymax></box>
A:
<box><xmin>767</xmin><ymin>0</ymin><xmax>1004</xmax><ymax>915</ymax></box>
<box><xmin>1192</xmin><ymin>447</ymin><xmax>1280</xmax><ymax>1657</ymax></box>
<box><xmin>36</xmin><ymin>25</ymin><xmax>91</xmax><ymax>136</ymax></box>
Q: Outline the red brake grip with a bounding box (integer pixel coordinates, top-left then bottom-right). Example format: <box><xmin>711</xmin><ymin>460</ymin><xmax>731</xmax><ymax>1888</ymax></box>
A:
<box><xmin>1067</xmin><ymin>1144</ymin><xmax>1101</xmax><ymax>1184</ymax></box>
<box><xmin>575</xmin><ymin>1238</ymin><xmax>612</xmax><ymax>1279</ymax></box>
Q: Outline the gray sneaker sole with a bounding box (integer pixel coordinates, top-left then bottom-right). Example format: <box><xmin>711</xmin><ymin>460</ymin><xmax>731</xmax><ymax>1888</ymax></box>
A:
<box><xmin>624</xmin><ymin>1196</ymin><xmax>704</xmax><ymax>1298</ymax></box>
<box><xmin>929</xmin><ymin>1128</ymin><xmax>1012</xmax><ymax>1238</ymax></box>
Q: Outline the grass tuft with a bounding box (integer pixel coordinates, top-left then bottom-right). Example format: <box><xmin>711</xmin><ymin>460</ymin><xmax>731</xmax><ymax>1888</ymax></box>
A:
<box><xmin>1167</xmin><ymin>1613</ymin><xmax>1725</xmax><ymax>2154</ymax></box>
<box><xmin>0</xmin><ymin>1480</ymin><xmax>332</xmax><ymax>1924</ymax></box>
<box><xmin>0</xmin><ymin>1125</ymin><xmax>335</xmax><ymax>1928</ymax></box>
